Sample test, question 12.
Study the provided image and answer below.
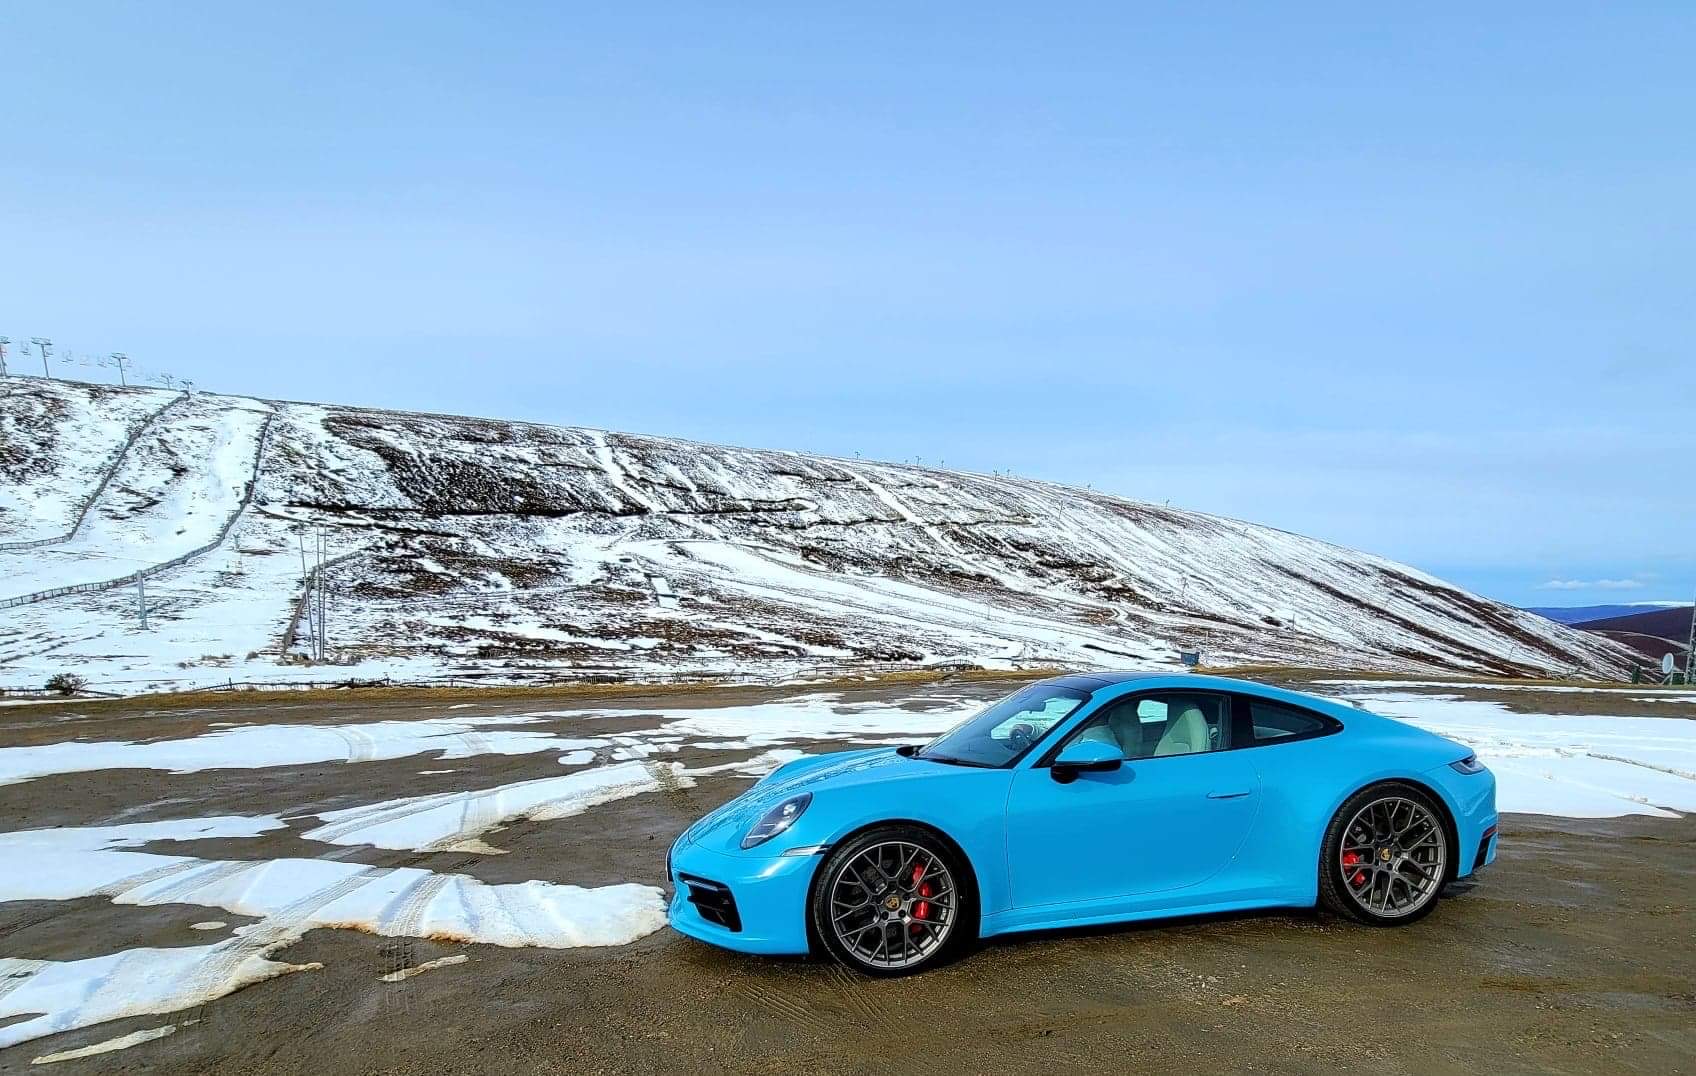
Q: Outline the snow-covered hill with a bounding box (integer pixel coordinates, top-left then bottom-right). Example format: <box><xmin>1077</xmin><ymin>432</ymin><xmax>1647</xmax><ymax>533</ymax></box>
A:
<box><xmin>0</xmin><ymin>377</ymin><xmax>1637</xmax><ymax>692</ymax></box>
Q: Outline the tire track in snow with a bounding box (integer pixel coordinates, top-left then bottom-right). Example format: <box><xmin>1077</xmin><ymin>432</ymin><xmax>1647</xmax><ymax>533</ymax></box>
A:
<box><xmin>330</xmin><ymin>725</ymin><xmax>378</xmax><ymax>764</ymax></box>
<box><xmin>94</xmin><ymin>858</ymin><xmax>204</xmax><ymax>898</ymax></box>
<box><xmin>302</xmin><ymin>762</ymin><xmax>684</xmax><ymax>854</ymax></box>
<box><xmin>454</xmin><ymin>786</ymin><xmax>500</xmax><ymax>850</ymax></box>
<box><xmin>138</xmin><ymin>860</ymin><xmax>261</xmax><ymax>906</ymax></box>
<box><xmin>379</xmin><ymin>872</ymin><xmax>453</xmax><ymax>1014</ymax></box>
<box><xmin>177</xmin><ymin>866</ymin><xmax>392</xmax><ymax>1034</ymax></box>
<box><xmin>293</xmin><ymin>793</ymin><xmax>467</xmax><ymax>846</ymax></box>
<box><xmin>0</xmin><ymin>959</ymin><xmax>48</xmax><ymax>1005</ymax></box>
<box><xmin>1587</xmin><ymin>752</ymin><xmax>1696</xmax><ymax>784</ymax></box>
<box><xmin>455</xmin><ymin>725</ymin><xmax>493</xmax><ymax>756</ymax></box>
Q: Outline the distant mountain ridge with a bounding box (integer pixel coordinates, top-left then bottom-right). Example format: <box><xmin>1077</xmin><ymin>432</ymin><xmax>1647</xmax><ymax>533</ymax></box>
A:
<box><xmin>0</xmin><ymin>377</ymin><xmax>1640</xmax><ymax>692</ymax></box>
<box><xmin>1525</xmin><ymin>603</ymin><xmax>1688</xmax><ymax>626</ymax></box>
<box><xmin>1572</xmin><ymin>605</ymin><xmax>1693</xmax><ymax>639</ymax></box>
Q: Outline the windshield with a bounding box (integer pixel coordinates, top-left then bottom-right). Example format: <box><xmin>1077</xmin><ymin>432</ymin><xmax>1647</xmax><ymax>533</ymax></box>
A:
<box><xmin>919</xmin><ymin>684</ymin><xmax>1091</xmax><ymax>768</ymax></box>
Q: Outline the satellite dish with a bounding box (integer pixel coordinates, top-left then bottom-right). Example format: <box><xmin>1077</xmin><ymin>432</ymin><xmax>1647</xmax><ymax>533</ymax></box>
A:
<box><xmin>1663</xmin><ymin>653</ymin><xmax>1676</xmax><ymax>676</ymax></box>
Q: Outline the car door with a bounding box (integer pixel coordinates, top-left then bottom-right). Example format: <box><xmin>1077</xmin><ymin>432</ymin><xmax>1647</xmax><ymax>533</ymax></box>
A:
<box><xmin>1003</xmin><ymin>690</ymin><xmax>1260</xmax><ymax>910</ymax></box>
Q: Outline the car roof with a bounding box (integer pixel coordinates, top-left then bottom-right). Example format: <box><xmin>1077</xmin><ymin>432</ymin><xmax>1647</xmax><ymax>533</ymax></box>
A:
<box><xmin>1040</xmin><ymin>669</ymin><xmax>1367</xmax><ymax>724</ymax></box>
<box><xmin>1046</xmin><ymin>669</ymin><xmax>1321</xmax><ymax>697</ymax></box>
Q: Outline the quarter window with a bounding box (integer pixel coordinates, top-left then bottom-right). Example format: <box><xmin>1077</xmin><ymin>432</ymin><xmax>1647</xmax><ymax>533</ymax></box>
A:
<box><xmin>1248</xmin><ymin>700</ymin><xmax>1333</xmax><ymax>744</ymax></box>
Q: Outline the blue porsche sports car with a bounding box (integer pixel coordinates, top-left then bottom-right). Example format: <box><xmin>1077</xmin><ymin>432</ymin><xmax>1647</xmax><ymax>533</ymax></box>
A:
<box><xmin>667</xmin><ymin>672</ymin><xmax>1497</xmax><ymax>976</ymax></box>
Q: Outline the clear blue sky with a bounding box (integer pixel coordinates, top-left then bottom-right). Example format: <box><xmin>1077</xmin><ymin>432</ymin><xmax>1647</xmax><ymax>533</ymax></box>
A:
<box><xmin>3</xmin><ymin>3</ymin><xmax>1691</xmax><ymax>608</ymax></box>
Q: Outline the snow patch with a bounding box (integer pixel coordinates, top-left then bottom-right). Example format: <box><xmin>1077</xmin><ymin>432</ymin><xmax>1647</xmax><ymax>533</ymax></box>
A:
<box><xmin>0</xmin><ymin>942</ymin><xmax>317</xmax><ymax>1051</ymax></box>
<box><xmin>1347</xmin><ymin>691</ymin><xmax>1696</xmax><ymax>818</ymax></box>
<box><xmin>649</xmin><ymin>575</ymin><xmax>680</xmax><ymax>610</ymax></box>
<box><xmin>30</xmin><ymin>1023</ymin><xmax>183</xmax><ymax>1064</ymax></box>
<box><xmin>0</xmin><ymin>818</ymin><xmax>666</xmax><ymax>1047</ymax></box>
<box><xmin>0</xmin><ymin>715</ymin><xmax>606</xmax><ymax>786</ymax></box>
<box><xmin>302</xmin><ymin>761</ymin><xmax>690</xmax><ymax>852</ymax></box>
<box><xmin>553</xmin><ymin>691</ymin><xmax>983</xmax><ymax>748</ymax></box>
<box><xmin>379</xmin><ymin>953</ymin><xmax>468</xmax><ymax>983</ymax></box>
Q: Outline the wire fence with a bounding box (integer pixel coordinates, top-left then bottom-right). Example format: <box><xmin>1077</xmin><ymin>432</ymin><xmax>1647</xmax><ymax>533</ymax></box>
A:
<box><xmin>278</xmin><ymin>550</ymin><xmax>362</xmax><ymax>654</ymax></box>
<box><xmin>0</xmin><ymin>685</ymin><xmax>123</xmax><ymax>699</ymax></box>
<box><xmin>40</xmin><ymin>658</ymin><xmax>1074</xmax><ymax>699</ymax></box>
<box><xmin>0</xmin><ymin>392</ymin><xmax>190</xmax><ymax>553</ymax></box>
<box><xmin>0</xmin><ymin>408</ymin><xmax>276</xmax><ymax>612</ymax></box>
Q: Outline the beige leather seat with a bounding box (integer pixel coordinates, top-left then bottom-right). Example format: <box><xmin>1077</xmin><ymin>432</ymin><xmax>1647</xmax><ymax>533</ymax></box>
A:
<box><xmin>1153</xmin><ymin>704</ymin><xmax>1210</xmax><ymax>756</ymax></box>
<box><xmin>1076</xmin><ymin>724</ymin><xmax>1117</xmax><ymax>748</ymax></box>
<box><xmin>1077</xmin><ymin>708</ymin><xmax>1143</xmax><ymax>755</ymax></box>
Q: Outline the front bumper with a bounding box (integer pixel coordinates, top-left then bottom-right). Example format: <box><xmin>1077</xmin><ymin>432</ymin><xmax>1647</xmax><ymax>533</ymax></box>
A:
<box><xmin>1470</xmin><ymin>823</ymin><xmax>1499</xmax><ymax>875</ymax></box>
<box><xmin>1423</xmin><ymin>760</ymin><xmax>1498</xmax><ymax>877</ymax></box>
<box><xmin>666</xmin><ymin>839</ymin><xmax>820</xmax><ymax>956</ymax></box>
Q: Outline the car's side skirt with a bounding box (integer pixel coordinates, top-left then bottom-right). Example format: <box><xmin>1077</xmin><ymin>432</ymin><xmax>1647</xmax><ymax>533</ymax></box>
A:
<box><xmin>980</xmin><ymin>887</ymin><xmax>1316</xmax><ymax>939</ymax></box>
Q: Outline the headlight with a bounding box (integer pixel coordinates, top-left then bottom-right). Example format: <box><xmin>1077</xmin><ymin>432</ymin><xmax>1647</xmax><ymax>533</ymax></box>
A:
<box><xmin>741</xmin><ymin>793</ymin><xmax>812</xmax><ymax>849</ymax></box>
<box><xmin>1449</xmin><ymin>754</ymin><xmax>1486</xmax><ymax>775</ymax></box>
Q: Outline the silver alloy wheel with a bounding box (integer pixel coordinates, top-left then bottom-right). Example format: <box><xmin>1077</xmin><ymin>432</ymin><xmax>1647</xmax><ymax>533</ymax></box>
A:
<box><xmin>828</xmin><ymin>840</ymin><xmax>957</xmax><ymax>970</ymax></box>
<box><xmin>1339</xmin><ymin>796</ymin><xmax>1447</xmax><ymax>918</ymax></box>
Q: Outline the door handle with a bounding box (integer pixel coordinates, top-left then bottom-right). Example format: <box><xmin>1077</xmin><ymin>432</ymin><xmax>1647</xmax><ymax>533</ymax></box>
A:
<box><xmin>1207</xmin><ymin>789</ymin><xmax>1252</xmax><ymax>800</ymax></box>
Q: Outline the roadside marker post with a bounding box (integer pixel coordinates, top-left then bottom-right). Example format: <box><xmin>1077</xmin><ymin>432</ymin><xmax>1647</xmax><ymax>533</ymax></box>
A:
<box><xmin>1684</xmin><ymin>590</ymin><xmax>1695</xmax><ymax>685</ymax></box>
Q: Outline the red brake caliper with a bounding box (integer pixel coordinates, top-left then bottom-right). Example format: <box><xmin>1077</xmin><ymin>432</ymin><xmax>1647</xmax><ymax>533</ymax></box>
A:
<box><xmin>911</xmin><ymin>863</ymin><xmax>932</xmax><ymax>926</ymax></box>
<box><xmin>1342</xmin><ymin>851</ymin><xmax>1365</xmax><ymax>886</ymax></box>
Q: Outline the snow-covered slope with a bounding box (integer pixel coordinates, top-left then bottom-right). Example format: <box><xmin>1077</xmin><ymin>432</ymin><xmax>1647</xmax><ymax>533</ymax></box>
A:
<box><xmin>0</xmin><ymin>377</ymin><xmax>1638</xmax><ymax>692</ymax></box>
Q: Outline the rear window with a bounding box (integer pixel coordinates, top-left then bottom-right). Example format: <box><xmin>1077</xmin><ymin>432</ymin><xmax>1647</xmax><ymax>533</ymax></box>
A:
<box><xmin>1248</xmin><ymin>700</ymin><xmax>1334</xmax><ymax>744</ymax></box>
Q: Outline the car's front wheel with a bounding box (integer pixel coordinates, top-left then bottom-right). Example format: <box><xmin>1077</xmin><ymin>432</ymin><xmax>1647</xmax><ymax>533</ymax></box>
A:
<box><xmin>810</xmin><ymin>825</ymin><xmax>974</xmax><ymax>976</ymax></box>
<box><xmin>1318</xmin><ymin>781</ymin><xmax>1451</xmax><ymax>925</ymax></box>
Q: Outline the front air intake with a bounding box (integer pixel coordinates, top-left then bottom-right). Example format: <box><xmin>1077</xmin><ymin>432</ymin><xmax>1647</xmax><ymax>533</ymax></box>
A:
<box><xmin>678</xmin><ymin>873</ymin><xmax>742</xmax><ymax>932</ymax></box>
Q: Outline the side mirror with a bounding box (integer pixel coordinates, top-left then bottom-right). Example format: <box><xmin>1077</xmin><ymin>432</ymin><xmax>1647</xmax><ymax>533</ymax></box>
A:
<box><xmin>1050</xmin><ymin>739</ymin><xmax>1124</xmax><ymax>783</ymax></box>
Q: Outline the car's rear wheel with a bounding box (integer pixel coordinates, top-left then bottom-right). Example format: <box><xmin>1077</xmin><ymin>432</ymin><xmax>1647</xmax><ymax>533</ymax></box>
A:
<box><xmin>1318</xmin><ymin>782</ymin><xmax>1450</xmax><ymax>925</ymax></box>
<box><xmin>810</xmin><ymin>825</ymin><xmax>974</xmax><ymax>977</ymax></box>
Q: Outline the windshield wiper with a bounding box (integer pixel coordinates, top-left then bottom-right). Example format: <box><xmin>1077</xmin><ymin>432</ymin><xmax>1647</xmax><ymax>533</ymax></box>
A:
<box><xmin>914</xmin><ymin>751</ymin><xmax>996</xmax><ymax>769</ymax></box>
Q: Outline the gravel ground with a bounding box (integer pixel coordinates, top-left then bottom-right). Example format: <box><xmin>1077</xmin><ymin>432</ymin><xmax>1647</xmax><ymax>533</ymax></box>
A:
<box><xmin>0</xmin><ymin>676</ymin><xmax>1691</xmax><ymax>1074</ymax></box>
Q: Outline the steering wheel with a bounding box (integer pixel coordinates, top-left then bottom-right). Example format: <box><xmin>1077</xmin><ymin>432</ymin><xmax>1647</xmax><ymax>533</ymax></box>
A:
<box><xmin>1006</xmin><ymin>722</ymin><xmax>1036</xmax><ymax>750</ymax></box>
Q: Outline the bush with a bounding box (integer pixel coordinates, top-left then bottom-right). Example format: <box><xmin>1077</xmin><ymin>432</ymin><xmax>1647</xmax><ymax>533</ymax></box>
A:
<box><xmin>44</xmin><ymin>673</ymin><xmax>87</xmax><ymax>696</ymax></box>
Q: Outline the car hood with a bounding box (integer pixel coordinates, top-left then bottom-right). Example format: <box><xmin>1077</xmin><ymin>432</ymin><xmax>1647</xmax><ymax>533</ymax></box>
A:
<box><xmin>677</xmin><ymin>746</ymin><xmax>952</xmax><ymax>853</ymax></box>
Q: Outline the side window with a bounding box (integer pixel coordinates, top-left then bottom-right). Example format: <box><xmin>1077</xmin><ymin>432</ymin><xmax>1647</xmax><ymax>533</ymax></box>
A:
<box><xmin>1069</xmin><ymin>693</ymin><xmax>1231</xmax><ymax>760</ymax></box>
<box><xmin>1248</xmin><ymin>700</ymin><xmax>1334</xmax><ymax>744</ymax></box>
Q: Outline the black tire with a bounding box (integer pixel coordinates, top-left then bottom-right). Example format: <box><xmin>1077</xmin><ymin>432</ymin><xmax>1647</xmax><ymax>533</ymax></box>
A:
<box><xmin>1318</xmin><ymin>781</ymin><xmax>1452</xmax><ymax>926</ymax></box>
<box><xmin>809</xmin><ymin>824</ymin><xmax>976</xmax><ymax>977</ymax></box>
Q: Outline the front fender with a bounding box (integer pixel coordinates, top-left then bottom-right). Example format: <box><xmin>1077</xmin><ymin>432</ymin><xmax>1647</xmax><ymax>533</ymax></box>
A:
<box><xmin>787</xmin><ymin>767</ymin><xmax>1017</xmax><ymax>923</ymax></box>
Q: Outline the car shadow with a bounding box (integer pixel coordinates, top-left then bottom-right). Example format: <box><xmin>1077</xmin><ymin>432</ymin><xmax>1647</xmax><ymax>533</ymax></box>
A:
<box><xmin>973</xmin><ymin>904</ymin><xmax>1320</xmax><ymax>956</ymax></box>
<box><xmin>971</xmin><ymin>876</ymin><xmax>1482</xmax><ymax>955</ymax></box>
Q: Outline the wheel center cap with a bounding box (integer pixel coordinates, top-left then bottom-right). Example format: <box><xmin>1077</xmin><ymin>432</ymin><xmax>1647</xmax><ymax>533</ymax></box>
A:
<box><xmin>884</xmin><ymin>895</ymin><xmax>902</xmax><ymax>912</ymax></box>
<box><xmin>1378</xmin><ymin>847</ymin><xmax>1392</xmax><ymax>861</ymax></box>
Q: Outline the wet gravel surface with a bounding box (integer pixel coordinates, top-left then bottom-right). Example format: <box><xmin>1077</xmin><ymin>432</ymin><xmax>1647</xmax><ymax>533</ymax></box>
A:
<box><xmin>0</xmin><ymin>678</ymin><xmax>1691</xmax><ymax>1074</ymax></box>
